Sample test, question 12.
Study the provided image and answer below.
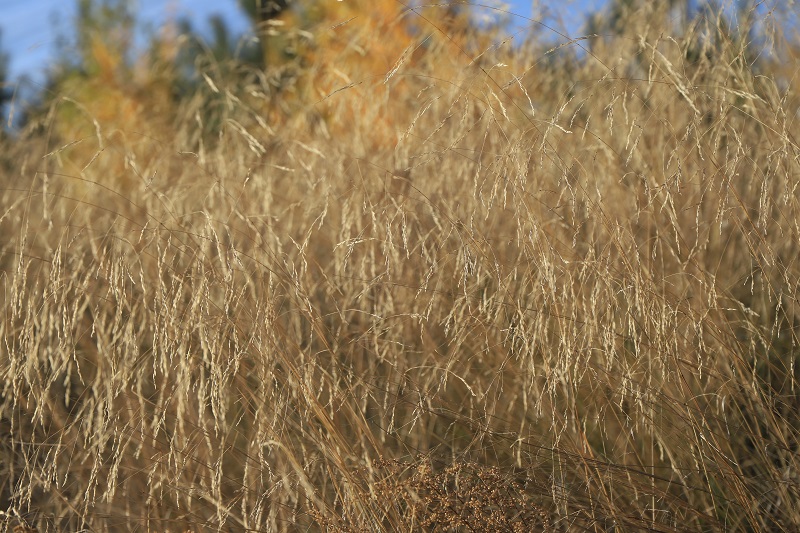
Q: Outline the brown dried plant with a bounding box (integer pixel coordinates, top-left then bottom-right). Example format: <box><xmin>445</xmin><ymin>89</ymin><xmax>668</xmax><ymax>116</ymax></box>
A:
<box><xmin>1</xmin><ymin>1</ymin><xmax>799</xmax><ymax>532</ymax></box>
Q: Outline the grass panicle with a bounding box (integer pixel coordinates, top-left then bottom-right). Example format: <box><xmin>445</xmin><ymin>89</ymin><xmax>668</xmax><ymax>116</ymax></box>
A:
<box><xmin>1</xmin><ymin>1</ymin><xmax>799</xmax><ymax>531</ymax></box>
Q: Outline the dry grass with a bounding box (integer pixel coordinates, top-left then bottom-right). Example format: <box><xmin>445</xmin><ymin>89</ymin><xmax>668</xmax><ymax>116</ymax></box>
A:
<box><xmin>1</xmin><ymin>1</ymin><xmax>799</xmax><ymax>531</ymax></box>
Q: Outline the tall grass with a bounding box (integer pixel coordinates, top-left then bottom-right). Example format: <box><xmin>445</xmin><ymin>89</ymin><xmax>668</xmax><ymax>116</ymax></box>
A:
<box><xmin>1</xmin><ymin>1</ymin><xmax>799</xmax><ymax>531</ymax></box>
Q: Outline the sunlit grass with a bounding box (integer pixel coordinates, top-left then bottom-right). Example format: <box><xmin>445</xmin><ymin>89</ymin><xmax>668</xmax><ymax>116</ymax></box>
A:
<box><xmin>1</xmin><ymin>1</ymin><xmax>799</xmax><ymax>531</ymax></box>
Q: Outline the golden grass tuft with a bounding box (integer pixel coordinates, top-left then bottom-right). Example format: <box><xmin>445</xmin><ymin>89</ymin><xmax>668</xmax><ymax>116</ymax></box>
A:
<box><xmin>1</xmin><ymin>1</ymin><xmax>799</xmax><ymax>531</ymax></box>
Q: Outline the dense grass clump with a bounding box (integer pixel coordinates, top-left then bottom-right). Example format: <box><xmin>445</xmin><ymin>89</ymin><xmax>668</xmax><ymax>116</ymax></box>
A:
<box><xmin>1</xmin><ymin>1</ymin><xmax>799</xmax><ymax>531</ymax></box>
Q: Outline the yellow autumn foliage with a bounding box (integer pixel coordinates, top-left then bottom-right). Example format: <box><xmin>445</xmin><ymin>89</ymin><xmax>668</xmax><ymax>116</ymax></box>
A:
<box><xmin>262</xmin><ymin>1</ymin><xmax>508</xmax><ymax>151</ymax></box>
<box><xmin>52</xmin><ymin>32</ymin><xmax>177</xmax><ymax>197</ymax></box>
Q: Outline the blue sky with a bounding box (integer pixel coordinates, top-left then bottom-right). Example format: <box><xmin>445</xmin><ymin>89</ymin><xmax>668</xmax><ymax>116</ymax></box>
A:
<box><xmin>0</xmin><ymin>0</ymin><xmax>604</xmax><ymax>84</ymax></box>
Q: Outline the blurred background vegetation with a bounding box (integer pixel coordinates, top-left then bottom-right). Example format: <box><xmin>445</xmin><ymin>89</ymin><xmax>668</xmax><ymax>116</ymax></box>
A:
<box><xmin>0</xmin><ymin>0</ymin><xmax>796</xmax><ymax>142</ymax></box>
<box><xmin>0</xmin><ymin>0</ymin><xmax>789</xmax><ymax>171</ymax></box>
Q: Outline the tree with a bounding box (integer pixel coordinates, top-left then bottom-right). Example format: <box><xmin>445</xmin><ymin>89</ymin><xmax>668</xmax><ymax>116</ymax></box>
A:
<box><xmin>0</xmin><ymin>29</ymin><xmax>10</xmax><ymax>113</ymax></box>
<box><xmin>0</xmin><ymin>29</ymin><xmax>10</xmax><ymax>138</ymax></box>
<box><xmin>39</xmin><ymin>0</ymin><xmax>178</xmax><ymax>195</ymax></box>
<box><xmin>240</xmin><ymin>0</ymin><xmax>295</xmax><ymax>69</ymax></box>
<box><xmin>64</xmin><ymin>0</ymin><xmax>136</xmax><ymax>75</ymax></box>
